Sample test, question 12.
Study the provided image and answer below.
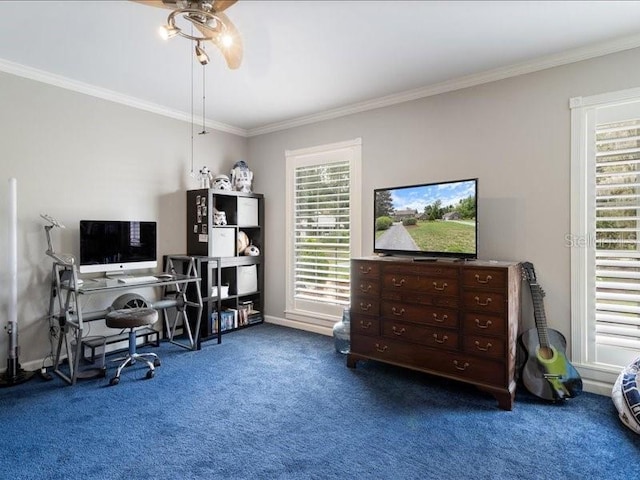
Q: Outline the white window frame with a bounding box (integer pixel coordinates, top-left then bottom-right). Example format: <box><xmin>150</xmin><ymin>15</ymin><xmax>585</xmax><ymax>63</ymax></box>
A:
<box><xmin>570</xmin><ymin>87</ymin><xmax>640</xmax><ymax>393</ymax></box>
<box><xmin>284</xmin><ymin>138</ymin><xmax>362</xmax><ymax>332</ymax></box>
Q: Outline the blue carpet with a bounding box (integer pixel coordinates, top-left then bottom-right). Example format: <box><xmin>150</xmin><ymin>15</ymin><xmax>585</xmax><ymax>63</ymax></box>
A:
<box><xmin>0</xmin><ymin>323</ymin><xmax>638</xmax><ymax>479</ymax></box>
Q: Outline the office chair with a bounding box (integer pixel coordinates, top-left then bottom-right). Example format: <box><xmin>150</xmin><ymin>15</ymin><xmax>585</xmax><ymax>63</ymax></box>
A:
<box><xmin>105</xmin><ymin>307</ymin><xmax>161</xmax><ymax>385</ymax></box>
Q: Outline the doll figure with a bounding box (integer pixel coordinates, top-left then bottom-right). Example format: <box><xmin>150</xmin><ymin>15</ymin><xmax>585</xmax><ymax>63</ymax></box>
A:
<box><xmin>230</xmin><ymin>161</ymin><xmax>253</xmax><ymax>193</ymax></box>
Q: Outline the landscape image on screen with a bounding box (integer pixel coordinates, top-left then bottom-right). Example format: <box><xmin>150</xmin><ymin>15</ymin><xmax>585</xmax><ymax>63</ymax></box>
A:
<box><xmin>374</xmin><ymin>179</ymin><xmax>477</xmax><ymax>257</ymax></box>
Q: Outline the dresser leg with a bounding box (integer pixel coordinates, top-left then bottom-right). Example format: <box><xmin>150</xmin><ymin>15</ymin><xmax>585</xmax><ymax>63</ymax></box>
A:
<box><xmin>346</xmin><ymin>354</ymin><xmax>358</xmax><ymax>368</ymax></box>
<box><xmin>495</xmin><ymin>392</ymin><xmax>514</xmax><ymax>411</ymax></box>
<box><xmin>478</xmin><ymin>386</ymin><xmax>515</xmax><ymax>411</ymax></box>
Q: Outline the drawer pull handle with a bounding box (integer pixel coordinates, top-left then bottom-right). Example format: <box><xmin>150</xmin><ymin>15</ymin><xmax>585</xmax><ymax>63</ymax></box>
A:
<box><xmin>453</xmin><ymin>360</ymin><xmax>470</xmax><ymax>371</ymax></box>
<box><xmin>475</xmin><ymin>274</ymin><xmax>493</xmax><ymax>284</ymax></box>
<box><xmin>392</xmin><ymin>326</ymin><xmax>406</xmax><ymax>336</ymax></box>
<box><xmin>391</xmin><ymin>307</ymin><xmax>405</xmax><ymax>316</ymax></box>
<box><xmin>392</xmin><ymin>277</ymin><xmax>405</xmax><ymax>287</ymax></box>
<box><xmin>474</xmin><ymin>318</ymin><xmax>493</xmax><ymax>329</ymax></box>
<box><xmin>474</xmin><ymin>296</ymin><xmax>492</xmax><ymax>306</ymax></box>
<box><xmin>375</xmin><ymin>343</ymin><xmax>388</xmax><ymax>353</ymax></box>
<box><xmin>433</xmin><ymin>281</ymin><xmax>448</xmax><ymax>291</ymax></box>
<box><xmin>359</xmin><ymin>302</ymin><xmax>372</xmax><ymax>311</ymax></box>
<box><xmin>359</xmin><ymin>283</ymin><xmax>372</xmax><ymax>293</ymax></box>
<box><xmin>433</xmin><ymin>334</ymin><xmax>448</xmax><ymax>344</ymax></box>
<box><xmin>359</xmin><ymin>266</ymin><xmax>372</xmax><ymax>274</ymax></box>
<box><xmin>359</xmin><ymin>320</ymin><xmax>372</xmax><ymax>329</ymax></box>
<box><xmin>432</xmin><ymin>313</ymin><xmax>448</xmax><ymax>323</ymax></box>
<box><xmin>475</xmin><ymin>341</ymin><xmax>493</xmax><ymax>351</ymax></box>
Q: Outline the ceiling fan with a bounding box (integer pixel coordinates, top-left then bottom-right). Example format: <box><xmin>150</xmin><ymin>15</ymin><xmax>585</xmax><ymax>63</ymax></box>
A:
<box><xmin>135</xmin><ymin>0</ymin><xmax>243</xmax><ymax>68</ymax></box>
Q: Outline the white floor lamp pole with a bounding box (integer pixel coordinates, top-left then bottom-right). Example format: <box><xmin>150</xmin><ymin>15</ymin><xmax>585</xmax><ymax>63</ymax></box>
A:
<box><xmin>0</xmin><ymin>177</ymin><xmax>34</xmax><ymax>387</ymax></box>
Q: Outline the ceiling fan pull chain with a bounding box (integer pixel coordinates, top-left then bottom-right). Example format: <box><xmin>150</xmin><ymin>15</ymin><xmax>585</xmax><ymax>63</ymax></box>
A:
<box><xmin>200</xmin><ymin>63</ymin><xmax>208</xmax><ymax>135</ymax></box>
<box><xmin>190</xmin><ymin>40</ymin><xmax>195</xmax><ymax>176</ymax></box>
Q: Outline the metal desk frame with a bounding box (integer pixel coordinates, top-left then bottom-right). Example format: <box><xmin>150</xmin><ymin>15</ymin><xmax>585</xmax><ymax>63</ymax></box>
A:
<box><xmin>48</xmin><ymin>255</ymin><xmax>204</xmax><ymax>385</ymax></box>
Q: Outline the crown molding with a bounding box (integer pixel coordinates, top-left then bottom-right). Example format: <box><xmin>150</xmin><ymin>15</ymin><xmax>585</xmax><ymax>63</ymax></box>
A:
<box><xmin>247</xmin><ymin>32</ymin><xmax>640</xmax><ymax>137</ymax></box>
<box><xmin>3</xmin><ymin>31</ymin><xmax>640</xmax><ymax>139</ymax></box>
<box><xmin>0</xmin><ymin>58</ymin><xmax>248</xmax><ymax>137</ymax></box>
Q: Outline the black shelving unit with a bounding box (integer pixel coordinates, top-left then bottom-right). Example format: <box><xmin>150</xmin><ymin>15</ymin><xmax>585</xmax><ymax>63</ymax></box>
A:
<box><xmin>181</xmin><ymin>189</ymin><xmax>265</xmax><ymax>347</ymax></box>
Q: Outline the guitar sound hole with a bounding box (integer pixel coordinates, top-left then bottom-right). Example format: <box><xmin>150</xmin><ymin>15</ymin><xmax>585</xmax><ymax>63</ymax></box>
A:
<box><xmin>538</xmin><ymin>346</ymin><xmax>554</xmax><ymax>360</ymax></box>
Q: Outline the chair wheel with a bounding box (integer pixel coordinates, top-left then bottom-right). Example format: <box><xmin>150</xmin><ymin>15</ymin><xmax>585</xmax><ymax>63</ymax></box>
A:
<box><xmin>154</xmin><ymin>359</ymin><xmax>161</xmax><ymax>367</ymax></box>
<box><xmin>146</xmin><ymin>370</ymin><xmax>155</xmax><ymax>379</ymax></box>
<box><xmin>109</xmin><ymin>376</ymin><xmax>120</xmax><ymax>386</ymax></box>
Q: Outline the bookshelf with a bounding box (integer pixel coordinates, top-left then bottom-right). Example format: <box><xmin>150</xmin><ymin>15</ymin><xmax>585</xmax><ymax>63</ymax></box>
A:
<box><xmin>183</xmin><ymin>189</ymin><xmax>265</xmax><ymax>346</ymax></box>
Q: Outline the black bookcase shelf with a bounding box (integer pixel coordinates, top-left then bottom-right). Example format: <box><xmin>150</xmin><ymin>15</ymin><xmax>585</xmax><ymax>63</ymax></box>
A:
<box><xmin>181</xmin><ymin>189</ymin><xmax>265</xmax><ymax>347</ymax></box>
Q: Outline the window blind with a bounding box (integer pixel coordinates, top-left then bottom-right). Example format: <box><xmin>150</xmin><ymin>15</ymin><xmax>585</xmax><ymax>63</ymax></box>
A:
<box><xmin>293</xmin><ymin>160</ymin><xmax>351</xmax><ymax>306</ymax></box>
<box><xmin>595</xmin><ymin>118</ymin><xmax>640</xmax><ymax>350</ymax></box>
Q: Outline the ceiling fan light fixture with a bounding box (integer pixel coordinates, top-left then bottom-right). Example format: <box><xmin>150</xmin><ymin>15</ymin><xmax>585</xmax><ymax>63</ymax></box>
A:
<box><xmin>159</xmin><ymin>24</ymin><xmax>180</xmax><ymax>40</ymax></box>
<box><xmin>220</xmin><ymin>33</ymin><xmax>233</xmax><ymax>48</ymax></box>
<box><xmin>195</xmin><ymin>42</ymin><xmax>210</xmax><ymax>65</ymax></box>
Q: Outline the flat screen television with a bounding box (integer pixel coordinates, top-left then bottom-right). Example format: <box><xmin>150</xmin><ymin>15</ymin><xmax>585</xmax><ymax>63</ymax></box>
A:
<box><xmin>373</xmin><ymin>178</ymin><xmax>477</xmax><ymax>259</ymax></box>
<box><xmin>79</xmin><ymin>220</ymin><xmax>158</xmax><ymax>274</ymax></box>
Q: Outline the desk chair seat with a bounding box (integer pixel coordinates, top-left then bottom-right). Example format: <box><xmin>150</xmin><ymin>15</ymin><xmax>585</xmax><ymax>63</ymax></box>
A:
<box><xmin>105</xmin><ymin>307</ymin><xmax>160</xmax><ymax>386</ymax></box>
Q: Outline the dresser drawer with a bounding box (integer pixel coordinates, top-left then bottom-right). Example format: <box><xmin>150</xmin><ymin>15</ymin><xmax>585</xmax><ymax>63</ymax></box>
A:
<box><xmin>462</xmin><ymin>312</ymin><xmax>506</xmax><ymax>336</ymax></box>
<box><xmin>382</xmin><ymin>320</ymin><xmax>459</xmax><ymax>351</ymax></box>
<box><xmin>382</xmin><ymin>290</ymin><xmax>459</xmax><ymax>309</ymax></box>
<box><xmin>462</xmin><ymin>268</ymin><xmax>507</xmax><ymax>289</ymax></box>
<box><xmin>381</xmin><ymin>301</ymin><xmax>458</xmax><ymax>328</ymax></box>
<box><xmin>462</xmin><ymin>335</ymin><xmax>506</xmax><ymax>359</ymax></box>
<box><xmin>352</xmin><ymin>278</ymin><xmax>380</xmax><ymax>297</ymax></box>
<box><xmin>351</xmin><ymin>316</ymin><xmax>381</xmax><ymax>336</ymax></box>
<box><xmin>382</xmin><ymin>273</ymin><xmax>459</xmax><ymax>295</ymax></box>
<box><xmin>352</xmin><ymin>261</ymin><xmax>381</xmax><ymax>279</ymax></box>
<box><xmin>351</xmin><ymin>296</ymin><xmax>380</xmax><ymax>316</ymax></box>
<box><xmin>351</xmin><ymin>335</ymin><xmax>505</xmax><ymax>387</ymax></box>
<box><xmin>462</xmin><ymin>291</ymin><xmax>506</xmax><ymax>314</ymax></box>
<box><xmin>383</xmin><ymin>263</ymin><xmax>458</xmax><ymax>278</ymax></box>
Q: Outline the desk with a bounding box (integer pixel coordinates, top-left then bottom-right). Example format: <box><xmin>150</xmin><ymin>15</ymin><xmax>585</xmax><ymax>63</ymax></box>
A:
<box><xmin>48</xmin><ymin>256</ymin><xmax>204</xmax><ymax>385</ymax></box>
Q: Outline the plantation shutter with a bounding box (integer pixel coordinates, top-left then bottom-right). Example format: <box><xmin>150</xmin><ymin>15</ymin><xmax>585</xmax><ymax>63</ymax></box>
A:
<box><xmin>594</xmin><ymin>118</ymin><xmax>640</xmax><ymax>353</ymax></box>
<box><xmin>293</xmin><ymin>160</ymin><xmax>351</xmax><ymax>307</ymax></box>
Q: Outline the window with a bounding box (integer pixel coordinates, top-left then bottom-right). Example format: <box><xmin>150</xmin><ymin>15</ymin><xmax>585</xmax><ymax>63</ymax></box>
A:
<box><xmin>285</xmin><ymin>139</ymin><xmax>362</xmax><ymax>329</ymax></box>
<box><xmin>570</xmin><ymin>88</ymin><xmax>640</xmax><ymax>387</ymax></box>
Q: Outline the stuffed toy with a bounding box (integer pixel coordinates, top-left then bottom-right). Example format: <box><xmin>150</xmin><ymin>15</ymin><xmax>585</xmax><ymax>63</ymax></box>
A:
<box><xmin>212</xmin><ymin>174</ymin><xmax>232</xmax><ymax>191</ymax></box>
<box><xmin>230</xmin><ymin>160</ymin><xmax>253</xmax><ymax>193</ymax></box>
<box><xmin>213</xmin><ymin>208</ymin><xmax>227</xmax><ymax>226</ymax></box>
<box><xmin>612</xmin><ymin>356</ymin><xmax>640</xmax><ymax>435</ymax></box>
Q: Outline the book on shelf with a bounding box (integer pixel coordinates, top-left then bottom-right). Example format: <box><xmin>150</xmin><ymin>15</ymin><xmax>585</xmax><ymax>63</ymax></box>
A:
<box><xmin>211</xmin><ymin>309</ymin><xmax>236</xmax><ymax>333</ymax></box>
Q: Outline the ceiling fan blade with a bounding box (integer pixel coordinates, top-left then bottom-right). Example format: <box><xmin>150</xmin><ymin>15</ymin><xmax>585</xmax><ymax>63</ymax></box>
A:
<box><xmin>131</xmin><ymin>0</ymin><xmax>179</xmax><ymax>10</ymax></box>
<box><xmin>193</xmin><ymin>12</ymin><xmax>243</xmax><ymax>69</ymax></box>
<box><xmin>212</xmin><ymin>0</ymin><xmax>238</xmax><ymax>13</ymax></box>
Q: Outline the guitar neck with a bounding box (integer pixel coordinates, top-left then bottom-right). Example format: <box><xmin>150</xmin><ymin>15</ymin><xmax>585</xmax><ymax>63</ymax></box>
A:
<box><xmin>530</xmin><ymin>283</ymin><xmax>551</xmax><ymax>348</ymax></box>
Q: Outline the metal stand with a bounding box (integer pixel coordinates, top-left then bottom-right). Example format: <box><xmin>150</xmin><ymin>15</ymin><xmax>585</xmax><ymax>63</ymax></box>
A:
<box><xmin>0</xmin><ymin>339</ymin><xmax>35</xmax><ymax>387</ymax></box>
<box><xmin>162</xmin><ymin>256</ymin><xmax>204</xmax><ymax>350</ymax></box>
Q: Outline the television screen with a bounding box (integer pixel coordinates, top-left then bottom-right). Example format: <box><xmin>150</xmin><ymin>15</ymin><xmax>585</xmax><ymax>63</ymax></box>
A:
<box><xmin>79</xmin><ymin>220</ymin><xmax>157</xmax><ymax>274</ymax></box>
<box><xmin>373</xmin><ymin>178</ymin><xmax>477</xmax><ymax>259</ymax></box>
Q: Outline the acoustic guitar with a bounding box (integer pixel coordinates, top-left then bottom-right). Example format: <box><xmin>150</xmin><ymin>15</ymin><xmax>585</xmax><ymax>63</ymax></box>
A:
<box><xmin>520</xmin><ymin>262</ymin><xmax>582</xmax><ymax>401</ymax></box>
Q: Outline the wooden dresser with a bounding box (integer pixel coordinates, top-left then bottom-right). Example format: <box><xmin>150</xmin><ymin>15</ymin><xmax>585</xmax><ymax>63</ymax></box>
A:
<box><xmin>348</xmin><ymin>257</ymin><xmax>521</xmax><ymax>410</ymax></box>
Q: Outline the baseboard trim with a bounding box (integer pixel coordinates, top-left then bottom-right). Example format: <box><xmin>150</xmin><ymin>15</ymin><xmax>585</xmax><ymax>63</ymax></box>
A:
<box><xmin>264</xmin><ymin>315</ymin><xmax>332</xmax><ymax>337</ymax></box>
<box><xmin>582</xmin><ymin>379</ymin><xmax>613</xmax><ymax>397</ymax></box>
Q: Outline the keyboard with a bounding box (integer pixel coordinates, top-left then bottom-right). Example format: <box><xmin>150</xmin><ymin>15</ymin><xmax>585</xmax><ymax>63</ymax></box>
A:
<box><xmin>117</xmin><ymin>275</ymin><xmax>159</xmax><ymax>284</ymax></box>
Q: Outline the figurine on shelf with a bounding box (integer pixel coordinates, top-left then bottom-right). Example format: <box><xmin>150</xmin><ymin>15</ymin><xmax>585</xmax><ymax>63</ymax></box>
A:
<box><xmin>198</xmin><ymin>166</ymin><xmax>214</xmax><ymax>189</ymax></box>
<box><xmin>213</xmin><ymin>208</ymin><xmax>227</xmax><ymax>226</ymax></box>
<box><xmin>230</xmin><ymin>160</ymin><xmax>253</xmax><ymax>193</ymax></box>
<box><xmin>212</xmin><ymin>174</ymin><xmax>232</xmax><ymax>191</ymax></box>
<box><xmin>237</xmin><ymin>230</ymin><xmax>250</xmax><ymax>254</ymax></box>
<box><xmin>244</xmin><ymin>243</ymin><xmax>260</xmax><ymax>256</ymax></box>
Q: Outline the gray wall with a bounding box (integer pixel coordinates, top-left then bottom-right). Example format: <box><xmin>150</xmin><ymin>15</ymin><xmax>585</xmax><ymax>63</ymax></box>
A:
<box><xmin>0</xmin><ymin>71</ymin><xmax>246</xmax><ymax>367</ymax></box>
<box><xmin>248</xmin><ymin>47</ymin><xmax>640</xmax><ymax>350</ymax></box>
<box><xmin>3</xmin><ymin>46</ymin><xmax>640</xmax><ymax>371</ymax></box>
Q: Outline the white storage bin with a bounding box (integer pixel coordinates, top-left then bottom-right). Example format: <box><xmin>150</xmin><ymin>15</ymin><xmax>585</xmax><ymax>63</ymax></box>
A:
<box><xmin>237</xmin><ymin>197</ymin><xmax>258</xmax><ymax>226</ymax></box>
<box><xmin>237</xmin><ymin>265</ymin><xmax>258</xmax><ymax>294</ymax></box>
<box><xmin>210</xmin><ymin>227</ymin><xmax>236</xmax><ymax>257</ymax></box>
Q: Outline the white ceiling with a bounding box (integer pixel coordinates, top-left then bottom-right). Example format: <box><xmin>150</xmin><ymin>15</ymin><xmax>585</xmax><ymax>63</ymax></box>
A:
<box><xmin>2</xmin><ymin>1</ymin><xmax>640</xmax><ymax>136</ymax></box>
